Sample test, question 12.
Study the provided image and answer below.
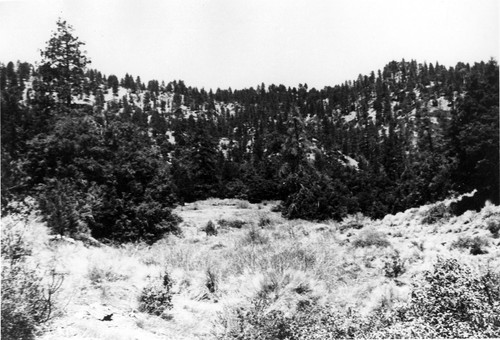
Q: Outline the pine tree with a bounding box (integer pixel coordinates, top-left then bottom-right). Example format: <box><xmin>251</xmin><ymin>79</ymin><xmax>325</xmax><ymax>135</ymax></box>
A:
<box><xmin>39</xmin><ymin>19</ymin><xmax>90</xmax><ymax>107</ymax></box>
<box><xmin>107</xmin><ymin>75</ymin><xmax>119</xmax><ymax>95</ymax></box>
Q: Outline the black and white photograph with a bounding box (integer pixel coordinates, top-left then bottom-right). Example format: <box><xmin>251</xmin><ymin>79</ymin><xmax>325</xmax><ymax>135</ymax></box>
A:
<box><xmin>1</xmin><ymin>0</ymin><xmax>499</xmax><ymax>339</ymax></box>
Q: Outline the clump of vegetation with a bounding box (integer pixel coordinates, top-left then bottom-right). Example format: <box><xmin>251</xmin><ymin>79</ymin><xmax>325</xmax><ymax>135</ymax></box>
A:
<box><xmin>266</xmin><ymin>246</ymin><xmax>316</xmax><ymax>272</ymax></box>
<box><xmin>421</xmin><ymin>203</ymin><xmax>451</xmax><ymax>224</ymax></box>
<box><xmin>218</xmin><ymin>218</ymin><xmax>246</xmax><ymax>229</ymax></box>
<box><xmin>236</xmin><ymin>200</ymin><xmax>251</xmax><ymax>209</ymax></box>
<box><xmin>220</xmin><ymin>305</ymin><xmax>292</xmax><ymax>339</ymax></box>
<box><xmin>218</xmin><ymin>299</ymin><xmax>373</xmax><ymax>339</ymax></box>
<box><xmin>37</xmin><ymin>179</ymin><xmax>92</xmax><ymax>239</ymax></box>
<box><xmin>451</xmin><ymin>236</ymin><xmax>489</xmax><ymax>255</ymax></box>
<box><xmin>487</xmin><ymin>219</ymin><xmax>500</xmax><ymax>238</ymax></box>
<box><xmin>383</xmin><ymin>251</ymin><xmax>406</xmax><ymax>278</ymax></box>
<box><xmin>202</xmin><ymin>220</ymin><xmax>218</xmax><ymax>236</ymax></box>
<box><xmin>352</xmin><ymin>229</ymin><xmax>390</xmax><ymax>248</ymax></box>
<box><xmin>341</xmin><ymin>221</ymin><xmax>364</xmax><ymax>231</ymax></box>
<box><xmin>258</xmin><ymin>215</ymin><xmax>272</xmax><ymax>228</ymax></box>
<box><xmin>280</xmin><ymin>171</ymin><xmax>354</xmax><ymax>222</ymax></box>
<box><xmin>87</xmin><ymin>263</ymin><xmax>127</xmax><ymax>284</ymax></box>
<box><xmin>219</xmin><ymin>258</ymin><xmax>500</xmax><ymax>339</ymax></box>
<box><xmin>411</xmin><ymin>240</ymin><xmax>425</xmax><ymax>252</ymax></box>
<box><xmin>205</xmin><ymin>268</ymin><xmax>218</xmax><ymax>294</ymax></box>
<box><xmin>217</xmin><ymin>270</ymin><xmax>335</xmax><ymax>339</ymax></box>
<box><xmin>242</xmin><ymin>227</ymin><xmax>269</xmax><ymax>245</ymax></box>
<box><xmin>385</xmin><ymin>258</ymin><xmax>500</xmax><ymax>338</ymax></box>
<box><xmin>340</xmin><ymin>213</ymin><xmax>366</xmax><ymax>231</ymax></box>
<box><xmin>138</xmin><ymin>272</ymin><xmax>174</xmax><ymax>317</ymax></box>
<box><xmin>1</xmin><ymin>221</ymin><xmax>63</xmax><ymax>340</ymax></box>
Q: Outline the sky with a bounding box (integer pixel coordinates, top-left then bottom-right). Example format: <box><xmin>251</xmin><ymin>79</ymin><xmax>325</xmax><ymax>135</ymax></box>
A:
<box><xmin>0</xmin><ymin>0</ymin><xmax>498</xmax><ymax>90</ymax></box>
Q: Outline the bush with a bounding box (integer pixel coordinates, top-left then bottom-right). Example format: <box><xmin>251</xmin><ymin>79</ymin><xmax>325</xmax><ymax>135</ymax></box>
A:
<box><xmin>397</xmin><ymin>258</ymin><xmax>500</xmax><ymax>338</ymax></box>
<box><xmin>383</xmin><ymin>251</ymin><xmax>406</xmax><ymax>278</ymax></box>
<box><xmin>218</xmin><ymin>303</ymin><xmax>372</xmax><ymax>340</ymax></box>
<box><xmin>205</xmin><ymin>268</ymin><xmax>218</xmax><ymax>294</ymax></box>
<box><xmin>487</xmin><ymin>220</ymin><xmax>500</xmax><ymax>238</ymax></box>
<box><xmin>221</xmin><ymin>306</ymin><xmax>293</xmax><ymax>340</ymax></box>
<box><xmin>221</xmin><ymin>180</ymin><xmax>248</xmax><ymax>200</ymax></box>
<box><xmin>367</xmin><ymin>258</ymin><xmax>500</xmax><ymax>338</ymax></box>
<box><xmin>37</xmin><ymin>179</ymin><xmax>92</xmax><ymax>238</ymax></box>
<box><xmin>280</xmin><ymin>173</ymin><xmax>355</xmax><ymax>222</ymax></box>
<box><xmin>339</xmin><ymin>214</ymin><xmax>365</xmax><ymax>232</ymax></box>
<box><xmin>2</xmin><ymin>265</ymin><xmax>50</xmax><ymax>340</ymax></box>
<box><xmin>422</xmin><ymin>203</ymin><xmax>451</xmax><ymax>224</ymax></box>
<box><xmin>258</xmin><ymin>216</ymin><xmax>272</xmax><ymax>228</ymax></box>
<box><xmin>202</xmin><ymin>220</ymin><xmax>217</xmax><ymax>236</ymax></box>
<box><xmin>242</xmin><ymin>227</ymin><xmax>269</xmax><ymax>245</ymax></box>
<box><xmin>236</xmin><ymin>200</ymin><xmax>251</xmax><ymax>209</ymax></box>
<box><xmin>219</xmin><ymin>258</ymin><xmax>500</xmax><ymax>339</ymax></box>
<box><xmin>25</xmin><ymin>115</ymin><xmax>182</xmax><ymax>244</ymax></box>
<box><xmin>138</xmin><ymin>272</ymin><xmax>173</xmax><ymax>317</ymax></box>
<box><xmin>92</xmin><ymin>194</ymin><xmax>182</xmax><ymax>244</ymax></box>
<box><xmin>451</xmin><ymin>236</ymin><xmax>489</xmax><ymax>255</ymax></box>
<box><xmin>88</xmin><ymin>264</ymin><xmax>127</xmax><ymax>284</ymax></box>
<box><xmin>268</xmin><ymin>247</ymin><xmax>316</xmax><ymax>272</ymax></box>
<box><xmin>218</xmin><ymin>218</ymin><xmax>246</xmax><ymax>229</ymax></box>
<box><xmin>1</xmin><ymin>221</ymin><xmax>63</xmax><ymax>340</ymax></box>
<box><xmin>352</xmin><ymin>229</ymin><xmax>390</xmax><ymax>248</ymax></box>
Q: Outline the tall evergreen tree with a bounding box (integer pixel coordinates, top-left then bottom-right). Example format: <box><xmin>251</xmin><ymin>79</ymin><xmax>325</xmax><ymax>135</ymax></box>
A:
<box><xmin>39</xmin><ymin>19</ymin><xmax>90</xmax><ymax>107</ymax></box>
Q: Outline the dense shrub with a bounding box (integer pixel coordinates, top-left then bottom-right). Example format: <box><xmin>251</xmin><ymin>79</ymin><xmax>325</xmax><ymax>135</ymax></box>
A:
<box><xmin>280</xmin><ymin>172</ymin><xmax>356</xmax><ymax>221</ymax></box>
<box><xmin>221</xmin><ymin>180</ymin><xmax>248</xmax><ymax>200</ymax></box>
<box><xmin>236</xmin><ymin>200</ymin><xmax>251</xmax><ymax>209</ymax></box>
<box><xmin>24</xmin><ymin>113</ymin><xmax>182</xmax><ymax>244</ymax></box>
<box><xmin>219</xmin><ymin>302</ymin><xmax>376</xmax><ymax>340</ymax></box>
<box><xmin>286</xmin><ymin>307</ymin><xmax>378</xmax><ymax>340</ymax></box>
<box><xmin>87</xmin><ymin>264</ymin><xmax>127</xmax><ymax>284</ymax></box>
<box><xmin>451</xmin><ymin>236</ymin><xmax>489</xmax><ymax>255</ymax></box>
<box><xmin>37</xmin><ymin>179</ymin><xmax>92</xmax><ymax>238</ymax></box>
<box><xmin>2</xmin><ymin>265</ymin><xmax>50</xmax><ymax>340</ymax></box>
<box><xmin>393</xmin><ymin>258</ymin><xmax>500</xmax><ymax>338</ymax></box>
<box><xmin>242</xmin><ymin>227</ymin><xmax>269</xmax><ymax>245</ymax></box>
<box><xmin>245</xmin><ymin>174</ymin><xmax>280</xmax><ymax>203</ymax></box>
<box><xmin>352</xmin><ymin>229</ymin><xmax>391</xmax><ymax>248</ymax></box>
<box><xmin>218</xmin><ymin>218</ymin><xmax>246</xmax><ymax>229</ymax></box>
<box><xmin>421</xmin><ymin>202</ymin><xmax>451</xmax><ymax>224</ymax></box>
<box><xmin>202</xmin><ymin>220</ymin><xmax>218</xmax><ymax>236</ymax></box>
<box><xmin>258</xmin><ymin>215</ymin><xmax>272</xmax><ymax>228</ymax></box>
<box><xmin>221</xmin><ymin>307</ymin><xmax>292</xmax><ymax>340</ymax></box>
<box><xmin>226</xmin><ymin>258</ymin><xmax>500</xmax><ymax>339</ymax></box>
<box><xmin>205</xmin><ymin>268</ymin><xmax>218</xmax><ymax>294</ymax></box>
<box><xmin>268</xmin><ymin>247</ymin><xmax>316</xmax><ymax>272</ymax></box>
<box><xmin>487</xmin><ymin>219</ymin><xmax>500</xmax><ymax>238</ymax></box>
<box><xmin>1</xmin><ymin>221</ymin><xmax>63</xmax><ymax>340</ymax></box>
<box><xmin>339</xmin><ymin>214</ymin><xmax>365</xmax><ymax>231</ymax></box>
<box><xmin>138</xmin><ymin>272</ymin><xmax>173</xmax><ymax>317</ymax></box>
<box><xmin>383</xmin><ymin>251</ymin><xmax>406</xmax><ymax>278</ymax></box>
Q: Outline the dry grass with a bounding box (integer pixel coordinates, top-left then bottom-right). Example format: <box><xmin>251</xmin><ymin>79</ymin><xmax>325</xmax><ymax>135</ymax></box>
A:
<box><xmin>5</xmin><ymin>196</ymin><xmax>499</xmax><ymax>339</ymax></box>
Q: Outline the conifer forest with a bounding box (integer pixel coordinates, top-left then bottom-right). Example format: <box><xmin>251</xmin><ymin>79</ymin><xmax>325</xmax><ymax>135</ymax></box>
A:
<box><xmin>1</xmin><ymin>17</ymin><xmax>499</xmax><ymax>340</ymax></box>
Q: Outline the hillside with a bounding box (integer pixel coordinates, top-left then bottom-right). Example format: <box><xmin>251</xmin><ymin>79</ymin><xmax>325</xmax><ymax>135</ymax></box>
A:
<box><xmin>3</xmin><ymin>196</ymin><xmax>500</xmax><ymax>339</ymax></box>
<box><xmin>1</xmin><ymin>19</ymin><xmax>500</xmax><ymax>339</ymax></box>
<box><xmin>3</xmin><ymin>53</ymin><xmax>499</xmax><ymax>223</ymax></box>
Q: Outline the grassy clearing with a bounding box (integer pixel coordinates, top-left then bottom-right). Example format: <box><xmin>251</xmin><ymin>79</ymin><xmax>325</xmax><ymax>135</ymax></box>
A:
<box><xmin>4</xmin><ymin>197</ymin><xmax>500</xmax><ymax>339</ymax></box>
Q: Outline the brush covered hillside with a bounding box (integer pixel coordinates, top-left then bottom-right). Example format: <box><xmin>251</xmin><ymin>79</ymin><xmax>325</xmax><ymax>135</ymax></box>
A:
<box><xmin>3</xmin><ymin>197</ymin><xmax>500</xmax><ymax>339</ymax></box>
<box><xmin>1</xmin><ymin>19</ymin><xmax>500</xmax><ymax>339</ymax></box>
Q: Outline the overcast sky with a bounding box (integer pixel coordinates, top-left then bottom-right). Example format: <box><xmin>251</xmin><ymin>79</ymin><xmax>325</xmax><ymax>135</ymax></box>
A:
<box><xmin>0</xmin><ymin>0</ymin><xmax>498</xmax><ymax>90</ymax></box>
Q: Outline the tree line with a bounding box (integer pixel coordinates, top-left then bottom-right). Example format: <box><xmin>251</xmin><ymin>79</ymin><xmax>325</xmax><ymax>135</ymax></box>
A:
<box><xmin>1</xmin><ymin>19</ymin><xmax>498</xmax><ymax>242</ymax></box>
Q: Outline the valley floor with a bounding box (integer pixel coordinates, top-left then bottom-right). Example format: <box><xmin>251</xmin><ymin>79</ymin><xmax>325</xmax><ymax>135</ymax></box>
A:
<box><xmin>3</xmin><ymin>197</ymin><xmax>500</xmax><ymax>339</ymax></box>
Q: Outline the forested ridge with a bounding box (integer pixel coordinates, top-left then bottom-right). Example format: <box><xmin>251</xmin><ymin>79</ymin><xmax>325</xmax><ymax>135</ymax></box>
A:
<box><xmin>1</xmin><ymin>20</ymin><xmax>498</xmax><ymax>243</ymax></box>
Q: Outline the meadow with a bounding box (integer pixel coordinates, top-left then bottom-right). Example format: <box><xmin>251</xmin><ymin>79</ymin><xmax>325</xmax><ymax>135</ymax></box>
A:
<box><xmin>2</xmin><ymin>195</ymin><xmax>499</xmax><ymax>339</ymax></box>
